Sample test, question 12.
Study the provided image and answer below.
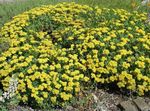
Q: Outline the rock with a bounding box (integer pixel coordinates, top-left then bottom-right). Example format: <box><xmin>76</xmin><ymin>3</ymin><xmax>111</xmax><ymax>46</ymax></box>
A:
<box><xmin>95</xmin><ymin>101</ymin><xmax>111</xmax><ymax>111</ymax></box>
<box><xmin>141</xmin><ymin>0</ymin><xmax>150</xmax><ymax>6</ymax></box>
<box><xmin>119</xmin><ymin>100</ymin><xmax>138</xmax><ymax>111</ymax></box>
<box><xmin>65</xmin><ymin>106</ymin><xmax>74</xmax><ymax>111</ymax></box>
<box><xmin>133</xmin><ymin>97</ymin><xmax>150</xmax><ymax>111</ymax></box>
<box><xmin>0</xmin><ymin>96</ymin><xmax>5</xmax><ymax>102</ymax></box>
<box><xmin>148</xmin><ymin>102</ymin><xmax>150</xmax><ymax>107</ymax></box>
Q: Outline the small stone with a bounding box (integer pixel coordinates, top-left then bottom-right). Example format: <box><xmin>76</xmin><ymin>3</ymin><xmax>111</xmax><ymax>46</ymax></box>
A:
<box><xmin>119</xmin><ymin>100</ymin><xmax>138</xmax><ymax>111</ymax></box>
<box><xmin>0</xmin><ymin>96</ymin><xmax>4</xmax><ymax>102</ymax></box>
<box><xmin>96</xmin><ymin>101</ymin><xmax>110</xmax><ymax>111</ymax></box>
<box><xmin>133</xmin><ymin>97</ymin><xmax>150</xmax><ymax>111</ymax></box>
<box><xmin>66</xmin><ymin>106</ymin><xmax>74</xmax><ymax>111</ymax></box>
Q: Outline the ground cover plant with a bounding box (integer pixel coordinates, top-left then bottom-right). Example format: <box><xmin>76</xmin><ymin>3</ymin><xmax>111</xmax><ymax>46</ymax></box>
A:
<box><xmin>0</xmin><ymin>2</ymin><xmax>150</xmax><ymax>110</ymax></box>
<box><xmin>0</xmin><ymin>0</ymin><xmax>147</xmax><ymax>28</ymax></box>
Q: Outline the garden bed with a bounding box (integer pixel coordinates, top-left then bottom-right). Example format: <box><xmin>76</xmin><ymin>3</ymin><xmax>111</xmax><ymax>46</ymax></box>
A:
<box><xmin>0</xmin><ymin>2</ymin><xmax>150</xmax><ymax>111</ymax></box>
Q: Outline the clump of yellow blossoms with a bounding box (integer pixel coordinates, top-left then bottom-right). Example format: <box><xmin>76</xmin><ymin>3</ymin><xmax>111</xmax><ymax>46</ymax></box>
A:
<box><xmin>0</xmin><ymin>2</ymin><xmax>150</xmax><ymax>107</ymax></box>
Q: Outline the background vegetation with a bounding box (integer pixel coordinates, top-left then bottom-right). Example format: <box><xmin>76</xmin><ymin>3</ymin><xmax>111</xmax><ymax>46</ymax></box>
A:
<box><xmin>0</xmin><ymin>0</ymin><xmax>147</xmax><ymax>28</ymax></box>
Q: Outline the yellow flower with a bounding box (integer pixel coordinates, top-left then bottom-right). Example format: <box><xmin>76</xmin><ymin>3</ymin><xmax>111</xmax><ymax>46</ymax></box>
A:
<box><xmin>122</xmin><ymin>62</ymin><xmax>130</xmax><ymax>69</ymax></box>
<box><xmin>103</xmin><ymin>49</ymin><xmax>110</xmax><ymax>55</ymax></box>
<box><xmin>47</xmin><ymin>86</ymin><xmax>52</xmax><ymax>91</ymax></box>
<box><xmin>135</xmin><ymin>61</ymin><xmax>145</xmax><ymax>68</ymax></box>
<box><xmin>64</xmin><ymin>86</ymin><xmax>73</xmax><ymax>91</ymax></box>
<box><xmin>42</xmin><ymin>92</ymin><xmax>48</xmax><ymax>98</ymax></box>
<box><xmin>101</xmin><ymin>57</ymin><xmax>107</xmax><ymax>61</ymax></box>
<box><xmin>31</xmin><ymin>92</ymin><xmax>38</xmax><ymax>98</ymax></box>
<box><xmin>62</xmin><ymin>74</ymin><xmax>69</xmax><ymax>80</ymax></box>
<box><xmin>55</xmin><ymin>64</ymin><xmax>61</xmax><ymax>69</ymax></box>
<box><xmin>127</xmin><ymin>85</ymin><xmax>135</xmax><ymax>90</ymax></box>
<box><xmin>31</xmin><ymin>65</ymin><xmax>38</xmax><ymax>70</ymax></box>
<box><xmin>51</xmin><ymin>96</ymin><xmax>57</xmax><ymax>103</ymax></box>
<box><xmin>114</xmin><ymin>55</ymin><xmax>121</xmax><ymax>61</ymax></box>
<box><xmin>75</xmin><ymin>87</ymin><xmax>80</xmax><ymax>92</ymax></box>
<box><xmin>52</xmin><ymin>89</ymin><xmax>59</xmax><ymax>95</ymax></box>
<box><xmin>109</xmin><ymin>76</ymin><xmax>115</xmax><ymax>82</ymax></box>
<box><xmin>92</xmin><ymin>50</ymin><xmax>98</xmax><ymax>54</ymax></box>
<box><xmin>61</xmin><ymin>81</ymin><xmax>67</xmax><ymax>87</ymax></box>
<box><xmin>38</xmin><ymin>85</ymin><xmax>44</xmax><ymax>90</ymax></box>
<box><xmin>37</xmin><ymin>97</ymin><xmax>44</xmax><ymax>104</ymax></box>
<box><xmin>134</xmin><ymin>68</ymin><xmax>141</xmax><ymax>74</ymax></box>
<box><xmin>83</xmin><ymin>76</ymin><xmax>90</xmax><ymax>82</ymax></box>
<box><xmin>38</xmin><ymin>58</ymin><xmax>48</xmax><ymax>64</ymax></box>
<box><xmin>60</xmin><ymin>92</ymin><xmax>71</xmax><ymax>101</ymax></box>
<box><xmin>50</xmin><ymin>65</ymin><xmax>55</xmax><ymax>70</ymax></box>
<box><xmin>130</xmin><ymin>21</ymin><xmax>135</xmax><ymax>25</ymax></box>
<box><xmin>110</xmin><ymin>33</ymin><xmax>116</xmax><ymax>38</ymax></box>
<box><xmin>136</xmin><ymin>29</ymin><xmax>145</xmax><ymax>35</ymax></box>
<box><xmin>55</xmin><ymin>83</ymin><xmax>61</xmax><ymax>89</ymax></box>
<box><xmin>108</xmin><ymin>60</ymin><xmax>117</xmax><ymax>67</ymax></box>
<box><xmin>27</xmin><ymin>69</ymin><xmax>33</xmax><ymax>74</ymax></box>
<box><xmin>99</xmin><ymin>42</ymin><xmax>105</xmax><ymax>47</ymax></box>
<box><xmin>137</xmin><ymin>74</ymin><xmax>143</xmax><ymax>81</ymax></box>
<box><xmin>138</xmin><ymin>85</ymin><xmax>145</xmax><ymax>96</ymax></box>
<box><xmin>38</xmin><ymin>31</ymin><xmax>45</xmax><ymax>39</ymax></box>
<box><xmin>68</xmin><ymin>81</ymin><xmax>74</xmax><ymax>87</ymax></box>
<box><xmin>119</xmin><ymin>49</ymin><xmax>128</xmax><ymax>55</ymax></box>
<box><xmin>94</xmin><ymin>77</ymin><xmax>101</xmax><ymax>83</ymax></box>
<box><xmin>117</xmin><ymin>82</ymin><xmax>125</xmax><ymax>88</ymax></box>
<box><xmin>74</xmin><ymin>75</ymin><xmax>80</xmax><ymax>80</ymax></box>
<box><xmin>87</xmin><ymin>42</ymin><xmax>95</xmax><ymax>48</ymax></box>
<box><xmin>125</xmin><ymin>74</ymin><xmax>133</xmax><ymax>80</ymax></box>
<box><xmin>110</xmin><ymin>45</ymin><xmax>116</xmax><ymax>50</ymax></box>
<box><xmin>22</xmin><ymin>95</ymin><xmax>28</xmax><ymax>102</ymax></box>
<box><xmin>19</xmin><ymin>72</ymin><xmax>24</xmax><ymax>78</ymax></box>
<box><xmin>128</xmin><ymin>33</ymin><xmax>133</xmax><ymax>38</ymax></box>
<box><xmin>142</xmin><ymin>76</ymin><xmax>149</xmax><ymax>81</ymax></box>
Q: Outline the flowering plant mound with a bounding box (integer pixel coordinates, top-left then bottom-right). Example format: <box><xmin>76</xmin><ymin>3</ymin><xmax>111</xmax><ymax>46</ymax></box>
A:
<box><xmin>0</xmin><ymin>2</ymin><xmax>150</xmax><ymax>107</ymax></box>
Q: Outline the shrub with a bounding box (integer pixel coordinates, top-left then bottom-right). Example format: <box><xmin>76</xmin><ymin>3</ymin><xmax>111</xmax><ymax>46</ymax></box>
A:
<box><xmin>0</xmin><ymin>2</ymin><xmax>150</xmax><ymax>107</ymax></box>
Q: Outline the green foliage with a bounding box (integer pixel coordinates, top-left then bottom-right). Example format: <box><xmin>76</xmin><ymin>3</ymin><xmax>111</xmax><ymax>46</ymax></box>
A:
<box><xmin>0</xmin><ymin>89</ymin><xmax>19</xmax><ymax>111</ymax></box>
<box><xmin>0</xmin><ymin>38</ymin><xmax>10</xmax><ymax>53</ymax></box>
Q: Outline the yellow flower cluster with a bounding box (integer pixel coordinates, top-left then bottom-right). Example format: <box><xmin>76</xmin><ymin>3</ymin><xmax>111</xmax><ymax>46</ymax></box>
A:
<box><xmin>0</xmin><ymin>2</ymin><xmax>149</xmax><ymax>107</ymax></box>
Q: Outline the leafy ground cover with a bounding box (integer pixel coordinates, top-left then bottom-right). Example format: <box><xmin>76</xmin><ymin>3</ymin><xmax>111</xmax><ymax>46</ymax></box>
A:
<box><xmin>0</xmin><ymin>2</ymin><xmax>150</xmax><ymax>110</ymax></box>
<box><xmin>0</xmin><ymin>0</ymin><xmax>150</xmax><ymax>111</ymax></box>
<box><xmin>0</xmin><ymin>0</ymin><xmax>147</xmax><ymax>28</ymax></box>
